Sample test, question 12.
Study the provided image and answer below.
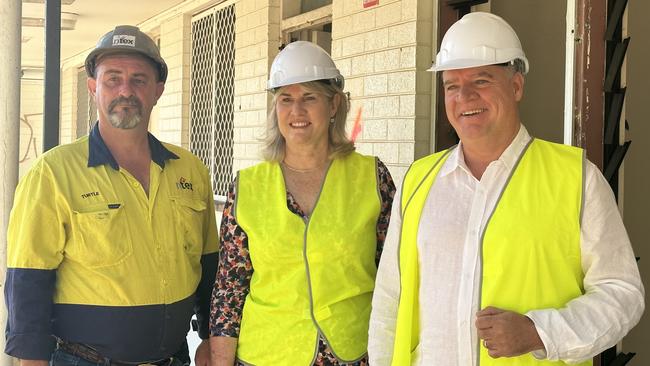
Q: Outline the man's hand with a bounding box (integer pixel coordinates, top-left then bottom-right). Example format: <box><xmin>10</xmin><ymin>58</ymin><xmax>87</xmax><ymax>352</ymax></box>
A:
<box><xmin>209</xmin><ymin>336</ymin><xmax>237</xmax><ymax>366</ymax></box>
<box><xmin>20</xmin><ymin>360</ymin><xmax>49</xmax><ymax>366</ymax></box>
<box><xmin>194</xmin><ymin>339</ymin><xmax>211</xmax><ymax>366</ymax></box>
<box><xmin>475</xmin><ymin>306</ymin><xmax>545</xmax><ymax>358</ymax></box>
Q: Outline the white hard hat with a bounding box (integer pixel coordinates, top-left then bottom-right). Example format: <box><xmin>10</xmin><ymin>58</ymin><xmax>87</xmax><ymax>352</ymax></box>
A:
<box><xmin>428</xmin><ymin>12</ymin><xmax>529</xmax><ymax>74</ymax></box>
<box><xmin>267</xmin><ymin>41</ymin><xmax>344</xmax><ymax>90</ymax></box>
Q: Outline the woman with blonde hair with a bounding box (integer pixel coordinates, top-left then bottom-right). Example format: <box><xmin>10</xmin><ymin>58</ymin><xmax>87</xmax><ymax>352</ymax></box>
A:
<box><xmin>209</xmin><ymin>41</ymin><xmax>395</xmax><ymax>366</ymax></box>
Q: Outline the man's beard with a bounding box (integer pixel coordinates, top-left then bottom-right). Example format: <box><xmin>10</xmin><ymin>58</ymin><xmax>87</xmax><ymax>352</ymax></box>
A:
<box><xmin>108</xmin><ymin>96</ymin><xmax>143</xmax><ymax>129</ymax></box>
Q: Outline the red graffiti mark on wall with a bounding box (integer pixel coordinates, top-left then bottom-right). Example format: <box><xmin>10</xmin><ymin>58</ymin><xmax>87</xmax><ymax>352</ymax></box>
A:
<box><xmin>20</xmin><ymin>113</ymin><xmax>41</xmax><ymax>163</ymax></box>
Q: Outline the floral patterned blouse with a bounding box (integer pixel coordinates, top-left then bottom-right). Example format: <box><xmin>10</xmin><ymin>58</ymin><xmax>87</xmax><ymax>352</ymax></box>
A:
<box><xmin>209</xmin><ymin>159</ymin><xmax>396</xmax><ymax>366</ymax></box>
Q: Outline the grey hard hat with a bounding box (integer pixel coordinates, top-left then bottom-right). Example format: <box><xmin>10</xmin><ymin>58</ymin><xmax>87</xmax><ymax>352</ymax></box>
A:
<box><xmin>85</xmin><ymin>25</ymin><xmax>168</xmax><ymax>82</ymax></box>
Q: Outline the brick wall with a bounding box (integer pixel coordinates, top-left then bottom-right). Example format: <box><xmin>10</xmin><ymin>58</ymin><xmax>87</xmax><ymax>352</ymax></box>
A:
<box><xmin>332</xmin><ymin>0</ymin><xmax>435</xmax><ymax>185</ymax></box>
<box><xmin>232</xmin><ymin>0</ymin><xmax>280</xmax><ymax>172</ymax></box>
<box><xmin>59</xmin><ymin>66</ymin><xmax>76</xmax><ymax>145</ymax></box>
<box><xmin>157</xmin><ymin>15</ymin><xmax>191</xmax><ymax>148</ymax></box>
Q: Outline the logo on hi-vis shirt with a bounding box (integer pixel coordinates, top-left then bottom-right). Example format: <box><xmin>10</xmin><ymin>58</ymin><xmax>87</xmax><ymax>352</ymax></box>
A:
<box><xmin>112</xmin><ymin>35</ymin><xmax>136</xmax><ymax>47</ymax></box>
<box><xmin>176</xmin><ymin>177</ymin><xmax>193</xmax><ymax>191</ymax></box>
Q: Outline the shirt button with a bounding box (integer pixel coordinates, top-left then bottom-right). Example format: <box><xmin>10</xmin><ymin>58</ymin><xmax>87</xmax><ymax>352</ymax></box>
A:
<box><xmin>132</xmin><ymin>182</ymin><xmax>140</xmax><ymax>187</ymax></box>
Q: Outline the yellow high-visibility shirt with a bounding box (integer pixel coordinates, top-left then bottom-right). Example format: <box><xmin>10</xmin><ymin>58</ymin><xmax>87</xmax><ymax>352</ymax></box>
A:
<box><xmin>6</xmin><ymin>124</ymin><xmax>218</xmax><ymax>362</ymax></box>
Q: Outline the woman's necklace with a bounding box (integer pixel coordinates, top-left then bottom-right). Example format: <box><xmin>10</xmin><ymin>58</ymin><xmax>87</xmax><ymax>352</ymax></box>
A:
<box><xmin>281</xmin><ymin>160</ymin><xmax>326</xmax><ymax>173</ymax></box>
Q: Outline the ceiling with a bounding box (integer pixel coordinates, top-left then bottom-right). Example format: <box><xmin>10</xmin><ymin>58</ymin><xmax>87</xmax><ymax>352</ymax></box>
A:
<box><xmin>21</xmin><ymin>0</ymin><xmax>186</xmax><ymax>72</ymax></box>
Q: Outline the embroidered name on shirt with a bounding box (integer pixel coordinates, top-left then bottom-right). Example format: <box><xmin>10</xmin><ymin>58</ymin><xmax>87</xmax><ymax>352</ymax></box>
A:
<box><xmin>81</xmin><ymin>191</ymin><xmax>100</xmax><ymax>199</ymax></box>
<box><xmin>176</xmin><ymin>177</ymin><xmax>193</xmax><ymax>191</ymax></box>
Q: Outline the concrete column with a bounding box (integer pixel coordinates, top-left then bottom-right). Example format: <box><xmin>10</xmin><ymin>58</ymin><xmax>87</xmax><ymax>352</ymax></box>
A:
<box><xmin>0</xmin><ymin>0</ymin><xmax>21</xmax><ymax>364</ymax></box>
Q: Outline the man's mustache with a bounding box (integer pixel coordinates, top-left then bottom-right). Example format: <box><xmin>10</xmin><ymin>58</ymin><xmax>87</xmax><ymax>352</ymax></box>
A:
<box><xmin>109</xmin><ymin>96</ymin><xmax>142</xmax><ymax>112</ymax></box>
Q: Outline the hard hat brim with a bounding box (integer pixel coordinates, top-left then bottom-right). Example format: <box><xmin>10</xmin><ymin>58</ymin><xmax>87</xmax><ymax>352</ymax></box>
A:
<box><xmin>428</xmin><ymin>59</ymin><xmax>508</xmax><ymax>72</ymax></box>
<box><xmin>267</xmin><ymin>77</ymin><xmax>344</xmax><ymax>92</ymax></box>
<box><xmin>427</xmin><ymin>58</ymin><xmax>528</xmax><ymax>74</ymax></box>
<box><xmin>85</xmin><ymin>47</ymin><xmax>168</xmax><ymax>82</ymax></box>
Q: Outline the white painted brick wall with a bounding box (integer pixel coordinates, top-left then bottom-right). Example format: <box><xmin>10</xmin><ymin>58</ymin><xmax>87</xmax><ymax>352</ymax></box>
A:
<box><xmin>365</xmin><ymin>29</ymin><xmax>389</xmax><ymax>52</ymax></box>
<box><xmin>387</xmin><ymin>119</ymin><xmax>415</xmax><ymax>140</ymax></box>
<box><xmin>59</xmin><ymin>67</ymin><xmax>76</xmax><ymax>144</ymax></box>
<box><xmin>333</xmin><ymin>0</ymin><xmax>434</xmax><ymax>184</ymax></box>
<box><xmin>388</xmin><ymin>71</ymin><xmax>416</xmax><ymax>93</ymax></box>
<box><xmin>399</xmin><ymin>95</ymin><xmax>416</xmax><ymax>116</ymax></box>
<box><xmin>364</xmin><ymin>74</ymin><xmax>388</xmax><ymax>95</ymax></box>
<box><xmin>374</xmin><ymin>49</ymin><xmax>400</xmax><ymax>72</ymax></box>
<box><xmin>388</xmin><ymin>22</ymin><xmax>416</xmax><ymax>47</ymax></box>
<box><xmin>157</xmin><ymin>14</ymin><xmax>190</xmax><ymax>148</ymax></box>
<box><xmin>351</xmin><ymin>54</ymin><xmax>375</xmax><ymax>76</ymax></box>
<box><xmin>363</xmin><ymin>119</ymin><xmax>388</xmax><ymax>140</ymax></box>
<box><xmin>231</xmin><ymin>0</ymin><xmax>278</xmax><ymax>171</ymax></box>
<box><xmin>372</xmin><ymin>96</ymin><xmax>400</xmax><ymax>117</ymax></box>
<box><xmin>376</xmin><ymin>2</ymin><xmax>402</xmax><ymax>27</ymax></box>
<box><xmin>401</xmin><ymin>0</ymin><xmax>420</xmax><ymax>21</ymax></box>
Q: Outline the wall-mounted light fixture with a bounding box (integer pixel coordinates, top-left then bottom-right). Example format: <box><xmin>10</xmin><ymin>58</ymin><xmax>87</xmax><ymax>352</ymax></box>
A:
<box><xmin>22</xmin><ymin>11</ymin><xmax>79</xmax><ymax>30</ymax></box>
<box><xmin>22</xmin><ymin>0</ymin><xmax>76</xmax><ymax>4</ymax></box>
<box><xmin>21</xmin><ymin>67</ymin><xmax>45</xmax><ymax>81</ymax></box>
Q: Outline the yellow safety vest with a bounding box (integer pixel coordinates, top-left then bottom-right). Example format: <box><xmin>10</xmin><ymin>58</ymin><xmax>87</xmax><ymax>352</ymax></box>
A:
<box><xmin>235</xmin><ymin>152</ymin><xmax>381</xmax><ymax>365</ymax></box>
<box><xmin>393</xmin><ymin>139</ymin><xmax>591</xmax><ymax>366</ymax></box>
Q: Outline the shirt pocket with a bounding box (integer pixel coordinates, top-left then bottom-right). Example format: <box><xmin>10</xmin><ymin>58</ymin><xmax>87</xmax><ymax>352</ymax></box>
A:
<box><xmin>69</xmin><ymin>203</ymin><xmax>132</xmax><ymax>268</ymax></box>
<box><xmin>171</xmin><ymin>196</ymin><xmax>207</xmax><ymax>259</ymax></box>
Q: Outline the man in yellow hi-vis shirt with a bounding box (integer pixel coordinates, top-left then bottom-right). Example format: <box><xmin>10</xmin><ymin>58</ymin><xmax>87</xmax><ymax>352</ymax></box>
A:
<box><xmin>5</xmin><ymin>25</ymin><xmax>218</xmax><ymax>366</ymax></box>
<box><xmin>368</xmin><ymin>12</ymin><xmax>644</xmax><ymax>366</ymax></box>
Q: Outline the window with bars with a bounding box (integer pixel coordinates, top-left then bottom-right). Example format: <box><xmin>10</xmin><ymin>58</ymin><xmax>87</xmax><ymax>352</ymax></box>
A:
<box><xmin>190</xmin><ymin>4</ymin><xmax>235</xmax><ymax>199</ymax></box>
<box><xmin>76</xmin><ymin>67</ymin><xmax>96</xmax><ymax>138</ymax></box>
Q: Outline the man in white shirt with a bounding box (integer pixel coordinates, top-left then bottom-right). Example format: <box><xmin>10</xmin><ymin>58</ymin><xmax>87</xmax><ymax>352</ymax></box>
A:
<box><xmin>368</xmin><ymin>12</ymin><xmax>644</xmax><ymax>366</ymax></box>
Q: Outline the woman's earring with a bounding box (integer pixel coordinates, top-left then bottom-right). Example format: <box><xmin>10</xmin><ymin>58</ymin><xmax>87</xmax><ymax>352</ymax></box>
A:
<box><xmin>329</xmin><ymin>117</ymin><xmax>335</xmax><ymax>124</ymax></box>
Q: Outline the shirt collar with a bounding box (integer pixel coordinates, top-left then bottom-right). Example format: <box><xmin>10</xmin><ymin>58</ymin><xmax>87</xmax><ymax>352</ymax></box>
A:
<box><xmin>87</xmin><ymin>122</ymin><xmax>179</xmax><ymax>170</ymax></box>
<box><xmin>439</xmin><ymin>124</ymin><xmax>532</xmax><ymax>177</ymax></box>
<box><xmin>495</xmin><ymin>124</ymin><xmax>532</xmax><ymax>171</ymax></box>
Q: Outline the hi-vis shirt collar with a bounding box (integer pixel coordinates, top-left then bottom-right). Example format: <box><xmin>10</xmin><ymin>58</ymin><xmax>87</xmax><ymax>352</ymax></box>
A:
<box><xmin>87</xmin><ymin>122</ymin><xmax>179</xmax><ymax>170</ymax></box>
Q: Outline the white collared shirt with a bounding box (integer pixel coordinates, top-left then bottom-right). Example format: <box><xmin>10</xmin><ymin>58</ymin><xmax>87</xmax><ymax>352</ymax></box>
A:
<box><xmin>368</xmin><ymin>125</ymin><xmax>644</xmax><ymax>365</ymax></box>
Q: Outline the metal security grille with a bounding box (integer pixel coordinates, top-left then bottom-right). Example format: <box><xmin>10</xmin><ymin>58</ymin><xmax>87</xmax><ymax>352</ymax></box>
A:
<box><xmin>190</xmin><ymin>4</ymin><xmax>235</xmax><ymax>199</ymax></box>
<box><xmin>76</xmin><ymin>68</ymin><xmax>96</xmax><ymax>138</ymax></box>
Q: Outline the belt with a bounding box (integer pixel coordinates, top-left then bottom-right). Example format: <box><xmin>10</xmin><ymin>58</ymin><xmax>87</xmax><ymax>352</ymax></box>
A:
<box><xmin>56</xmin><ymin>339</ymin><xmax>174</xmax><ymax>366</ymax></box>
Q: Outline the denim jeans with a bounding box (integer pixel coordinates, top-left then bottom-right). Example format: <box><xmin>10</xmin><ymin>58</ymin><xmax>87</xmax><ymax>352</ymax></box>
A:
<box><xmin>50</xmin><ymin>348</ymin><xmax>189</xmax><ymax>366</ymax></box>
